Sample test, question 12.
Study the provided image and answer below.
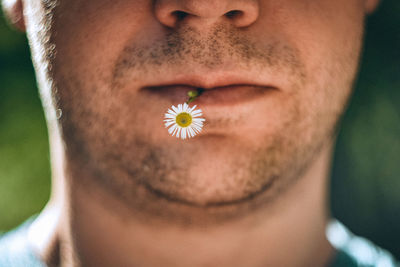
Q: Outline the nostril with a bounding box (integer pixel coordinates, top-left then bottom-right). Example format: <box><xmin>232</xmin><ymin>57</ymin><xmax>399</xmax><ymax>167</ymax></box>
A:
<box><xmin>225</xmin><ymin>10</ymin><xmax>243</xmax><ymax>19</ymax></box>
<box><xmin>154</xmin><ymin>1</ymin><xmax>259</xmax><ymax>29</ymax></box>
<box><xmin>172</xmin><ymin>10</ymin><xmax>189</xmax><ymax>22</ymax></box>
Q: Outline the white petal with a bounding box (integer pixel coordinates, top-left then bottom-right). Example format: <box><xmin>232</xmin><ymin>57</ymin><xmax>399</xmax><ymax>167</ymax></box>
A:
<box><xmin>167</xmin><ymin>109</ymin><xmax>177</xmax><ymax>115</ymax></box>
<box><xmin>164</xmin><ymin>120</ymin><xmax>175</xmax><ymax>127</ymax></box>
<box><xmin>191</xmin><ymin>111</ymin><xmax>202</xmax><ymax>117</ymax></box>
<box><xmin>188</xmin><ymin>126</ymin><xmax>196</xmax><ymax>137</ymax></box>
<box><xmin>183</xmin><ymin>102</ymin><xmax>188</xmax><ymax>112</ymax></box>
<box><xmin>192</xmin><ymin>114</ymin><xmax>203</xmax><ymax>119</ymax></box>
<box><xmin>175</xmin><ymin>127</ymin><xmax>181</xmax><ymax>138</ymax></box>
<box><xmin>192</xmin><ymin>115</ymin><xmax>203</xmax><ymax>119</ymax></box>
<box><xmin>181</xmin><ymin>128</ymin><xmax>186</xmax><ymax>139</ymax></box>
<box><xmin>192</xmin><ymin>125</ymin><xmax>202</xmax><ymax>133</ymax></box>
<box><xmin>194</xmin><ymin>123</ymin><xmax>204</xmax><ymax>127</ymax></box>
<box><xmin>186</xmin><ymin>128</ymin><xmax>192</xmax><ymax>138</ymax></box>
<box><xmin>168</xmin><ymin>124</ymin><xmax>177</xmax><ymax>134</ymax></box>
<box><xmin>191</xmin><ymin>109</ymin><xmax>202</xmax><ymax>114</ymax></box>
<box><xmin>187</xmin><ymin>105</ymin><xmax>195</xmax><ymax>113</ymax></box>
<box><xmin>186</xmin><ymin>127</ymin><xmax>192</xmax><ymax>138</ymax></box>
<box><xmin>193</xmin><ymin>118</ymin><xmax>205</xmax><ymax>122</ymax></box>
<box><xmin>192</xmin><ymin>122</ymin><xmax>204</xmax><ymax>128</ymax></box>
<box><xmin>173</xmin><ymin>126</ymin><xmax>180</xmax><ymax>136</ymax></box>
<box><xmin>190</xmin><ymin>125</ymin><xmax>199</xmax><ymax>133</ymax></box>
<box><xmin>171</xmin><ymin>105</ymin><xmax>179</xmax><ymax>114</ymax></box>
<box><xmin>165</xmin><ymin>113</ymin><xmax>176</xmax><ymax>119</ymax></box>
<box><xmin>164</xmin><ymin>118</ymin><xmax>175</xmax><ymax>123</ymax></box>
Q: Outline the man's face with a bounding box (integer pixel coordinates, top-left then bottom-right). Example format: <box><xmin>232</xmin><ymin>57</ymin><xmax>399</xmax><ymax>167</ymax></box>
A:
<box><xmin>24</xmin><ymin>0</ymin><xmax>368</xmax><ymax>223</ymax></box>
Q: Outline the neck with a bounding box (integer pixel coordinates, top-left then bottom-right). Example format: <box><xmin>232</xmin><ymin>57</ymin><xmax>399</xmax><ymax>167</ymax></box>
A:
<box><xmin>29</xmin><ymin>133</ymin><xmax>335</xmax><ymax>267</ymax></box>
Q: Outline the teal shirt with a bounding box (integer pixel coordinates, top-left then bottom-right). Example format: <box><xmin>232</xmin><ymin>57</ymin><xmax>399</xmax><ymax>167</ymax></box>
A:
<box><xmin>326</xmin><ymin>220</ymin><xmax>399</xmax><ymax>267</ymax></box>
<box><xmin>0</xmin><ymin>218</ymin><xmax>45</xmax><ymax>267</ymax></box>
<box><xmin>0</xmin><ymin>217</ymin><xmax>398</xmax><ymax>267</ymax></box>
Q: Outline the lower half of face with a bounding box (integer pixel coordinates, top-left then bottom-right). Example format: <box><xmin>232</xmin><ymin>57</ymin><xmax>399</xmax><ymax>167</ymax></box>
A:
<box><xmin>27</xmin><ymin>0</ymin><xmax>365</xmax><ymax>224</ymax></box>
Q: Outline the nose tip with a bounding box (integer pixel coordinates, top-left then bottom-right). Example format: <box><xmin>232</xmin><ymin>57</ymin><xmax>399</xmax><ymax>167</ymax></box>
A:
<box><xmin>154</xmin><ymin>0</ymin><xmax>259</xmax><ymax>28</ymax></box>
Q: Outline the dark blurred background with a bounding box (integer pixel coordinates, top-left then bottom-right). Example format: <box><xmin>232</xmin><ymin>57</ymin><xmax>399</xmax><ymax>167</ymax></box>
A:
<box><xmin>1</xmin><ymin>0</ymin><xmax>399</xmax><ymax>259</ymax></box>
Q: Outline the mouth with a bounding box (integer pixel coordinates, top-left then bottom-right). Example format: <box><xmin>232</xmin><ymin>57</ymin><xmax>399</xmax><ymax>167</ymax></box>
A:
<box><xmin>141</xmin><ymin>77</ymin><xmax>278</xmax><ymax>106</ymax></box>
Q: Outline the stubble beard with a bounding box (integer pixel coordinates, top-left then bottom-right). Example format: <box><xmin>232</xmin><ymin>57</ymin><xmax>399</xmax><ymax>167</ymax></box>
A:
<box><xmin>42</xmin><ymin>24</ymin><xmax>359</xmax><ymax>227</ymax></box>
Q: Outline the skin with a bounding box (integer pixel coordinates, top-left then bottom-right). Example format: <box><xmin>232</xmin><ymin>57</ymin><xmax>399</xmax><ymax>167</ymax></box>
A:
<box><xmin>3</xmin><ymin>0</ymin><xmax>379</xmax><ymax>266</ymax></box>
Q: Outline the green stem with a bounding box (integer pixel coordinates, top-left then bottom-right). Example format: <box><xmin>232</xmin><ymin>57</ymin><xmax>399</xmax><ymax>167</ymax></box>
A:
<box><xmin>186</xmin><ymin>88</ymin><xmax>204</xmax><ymax>104</ymax></box>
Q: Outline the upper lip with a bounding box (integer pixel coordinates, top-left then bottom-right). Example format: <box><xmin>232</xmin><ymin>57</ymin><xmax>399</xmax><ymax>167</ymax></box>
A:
<box><xmin>141</xmin><ymin>73</ymin><xmax>277</xmax><ymax>91</ymax></box>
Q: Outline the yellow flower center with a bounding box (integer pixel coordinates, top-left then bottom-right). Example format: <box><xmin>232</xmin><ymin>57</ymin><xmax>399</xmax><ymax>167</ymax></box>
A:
<box><xmin>176</xmin><ymin>112</ymin><xmax>192</xmax><ymax>127</ymax></box>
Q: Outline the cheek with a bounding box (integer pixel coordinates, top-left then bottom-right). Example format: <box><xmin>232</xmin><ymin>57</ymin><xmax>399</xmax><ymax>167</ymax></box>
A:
<box><xmin>50</xmin><ymin>0</ymin><xmax>162</xmax><ymax>148</ymax></box>
<box><xmin>286</xmin><ymin>0</ymin><xmax>365</xmax><ymax>116</ymax></box>
<box><xmin>52</xmin><ymin>0</ymin><xmax>155</xmax><ymax>90</ymax></box>
<box><xmin>252</xmin><ymin>0</ymin><xmax>365</xmax><ymax>121</ymax></box>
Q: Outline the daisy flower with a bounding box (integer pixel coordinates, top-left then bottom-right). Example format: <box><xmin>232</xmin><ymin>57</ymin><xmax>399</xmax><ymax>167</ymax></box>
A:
<box><xmin>164</xmin><ymin>103</ymin><xmax>205</xmax><ymax>139</ymax></box>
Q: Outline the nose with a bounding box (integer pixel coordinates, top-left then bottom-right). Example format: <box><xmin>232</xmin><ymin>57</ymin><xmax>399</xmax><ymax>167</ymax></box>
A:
<box><xmin>154</xmin><ymin>0</ymin><xmax>259</xmax><ymax>28</ymax></box>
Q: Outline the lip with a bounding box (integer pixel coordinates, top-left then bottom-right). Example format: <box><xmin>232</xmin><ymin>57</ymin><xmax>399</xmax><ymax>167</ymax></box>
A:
<box><xmin>140</xmin><ymin>75</ymin><xmax>278</xmax><ymax>106</ymax></box>
<box><xmin>143</xmin><ymin>84</ymin><xmax>275</xmax><ymax>106</ymax></box>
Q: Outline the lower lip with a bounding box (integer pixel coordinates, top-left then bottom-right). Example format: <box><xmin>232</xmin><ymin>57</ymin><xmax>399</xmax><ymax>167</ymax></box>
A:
<box><xmin>141</xmin><ymin>85</ymin><xmax>276</xmax><ymax>106</ymax></box>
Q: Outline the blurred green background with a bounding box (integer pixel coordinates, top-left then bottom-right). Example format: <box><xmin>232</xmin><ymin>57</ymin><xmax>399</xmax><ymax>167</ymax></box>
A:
<box><xmin>0</xmin><ymin>0</ymin><xmax>399</xmax><ymax>259</ymax></box>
